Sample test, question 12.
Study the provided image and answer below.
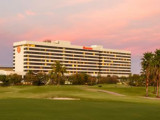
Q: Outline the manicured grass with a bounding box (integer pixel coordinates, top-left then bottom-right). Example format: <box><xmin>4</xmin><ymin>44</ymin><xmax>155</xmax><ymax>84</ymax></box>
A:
<box><xmin>90</xmin><ymin>84</ymin><xmax>156</xmax><ymax>97</ymax></box>
<box><xmin>0</xmin><ymin>85</ymin><xmax>160</xmax><ymax>120</ymax></box>
<box><xmin>1</xmin><ymin>98</ymin><xmax>160</xmax><ymax>120</ymax></box>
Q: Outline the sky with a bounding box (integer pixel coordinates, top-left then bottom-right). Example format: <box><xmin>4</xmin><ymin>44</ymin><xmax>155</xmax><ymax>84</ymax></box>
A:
<box><xmin>0</xmin><ymin>0</ymin><xmax>160</xmax><ymax>74</ymax></box>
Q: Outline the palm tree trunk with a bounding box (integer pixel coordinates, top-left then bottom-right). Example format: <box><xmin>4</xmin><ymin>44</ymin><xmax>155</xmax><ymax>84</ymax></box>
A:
<box><xmin>154</xmin><ymin>83</ymin><xmax>156</xmax><ymax>94</ymax></box>
<box><xmin>146</xmin><ymin>73</ymin><xmax>149</xmax><ymax>97</ymax></box>
<box><xmin>156</xmin><ymin>72</ymin><xmax>160</xmax><ymax>98</ymax></box>
<box><xmin>156</xmin><ymin>79</ymin><xmax>159</xmax><ymax>97</ymax></box>
<box><xmin>158</xmin><ymin>75</ymin><xmax>160</xmax><ymax>97</ymax></box>
<box><xmin>146</xmin><ymin>78</ymin><xmax>148</xmax><ymax>97</ymax></box>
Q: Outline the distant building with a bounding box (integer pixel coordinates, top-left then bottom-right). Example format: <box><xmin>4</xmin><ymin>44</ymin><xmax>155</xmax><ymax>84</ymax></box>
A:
<box><xmin>13</xmin><ymin>40</ymin><xmax>131</xmax><ymax>77</ymax></box>
<box><xmin>0</xmin><ymin>67</ymin><xmax>15</xmax><ymax>75</ymax></box>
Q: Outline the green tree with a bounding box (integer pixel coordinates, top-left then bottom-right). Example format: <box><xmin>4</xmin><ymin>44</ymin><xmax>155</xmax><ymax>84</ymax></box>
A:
<box><xmin>97</xmin><ymin>73</ymin><xmax>101</xmax><ymax>84</ymax></box>
<box><xmin>141</xmin><ymin>52</ymin><xmax>154</xmax><ymax>97</ymax></box>
<box><xmin>119</xmin><ymin>76</ymin><xmax>128</xmax><ymax>85</ymax></box>
<box><xmin>0</xmin><ymin>75</ymin><xmax>8</xmax><ymax>86</ymax></box>
<box><xmin>8</xmin><ymin>74</ymin><xmax>22</xmax><ymax>85</ymax></box>
<box><xmin>24</xmin><ymin>70</ymin><xmax>36</xmax><ymax>85</ymax></box>
<box><xmin>69</xmin><ymin>73</ymin><xmax>90</xmax><ymax>85</ymax></box>
<box><xmin>154</xmin><ymin>49</ymin><xmax>160</xmax><ymax>97</ymax></box>
<box><xmin>33</xmin><ymin>72</ymin><xmax>48</xmax><ymax>86</ymax></box>
<box><xmin>0</xmin><ymin>74</ymin><xmax>22</xmax><ymax>86</ymax></box>
<box><xmin>0</xmin><ymin>75</ymin><xmax>6</xmax><ymax>82</ymax></box>
<box><xmin>50</xmin><ymin>61</ymin><xmax>67</xmax><ymax>85</ymax></box>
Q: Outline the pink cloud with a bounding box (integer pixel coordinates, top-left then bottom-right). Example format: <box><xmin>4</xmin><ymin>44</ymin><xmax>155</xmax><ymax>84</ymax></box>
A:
<box><xmin>17</xmin><ymin>13</ymin><xmax>25</xmax><ymax>20</ymax></box>
<box><xmin>53</xmin><ymin>0</ymin><xmax>93</xmax><ymax>8</ymax></box>
<box><xmin>25</xmin><ymin>10</ymin><xmax>36</xmax><ymax>16</ymax></box>
<box><xmin>65</xmin><ymin>0</ymin><xmax>93</xmax><ymax>5</ymax></box>
<box><xmin>0</xmin><ymin>15</ymin><xmax>24</xmax><ymax>26</ymax></box>
<box><xmin>1</xmin><ymin>0</ymin><xmax>159</xmax><ymax>57</ymax></box>
<box><xmin>0</xmin><ymin>19</ymin><xmax>4</xmax><ymax>24</ymax></box>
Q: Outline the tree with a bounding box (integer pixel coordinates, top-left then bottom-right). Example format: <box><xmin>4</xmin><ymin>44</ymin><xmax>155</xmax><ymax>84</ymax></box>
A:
<box><xmin>69</xmin><ymin>73</ymin><xmax>83</xmax><ymax>85</ymax></box>
<box><xmin>141</xmin><ymin>52</ymin><xmax>154</xmax><ymax>97</ymax></box>
<box><xmin>0</xmin><ymin>75</ymin><xmax>8</xmax><ymax>86</ymax></box>
<box><xmin>69</xmin><ymin>73</ymin><xmax>90</xmax><ymax>85</ymax></box>
<box><xmin>24</xmin><ymin>70</ymin><xmax>36</xmax><ymax>85</ymax></box>
<box><xmin>33</xmin><ymin>72</ymin><xmax>48</xmax><ymax>86</ymax></box>
<box><xmin>88</xmin><ymin>76</ymin><xmax>97</xmax><ymax>86</ymax></box>
<box><xmin>119</xmin><ymin>76</ymin><xmax>128</xmax><ymax>85</ymax></box>
<box><xmin>50</xmin><ymin>61</ymin><xmax>67</xmax><ymax>85</ymax></box>
<box><xmin>0</xmin><ymin>74</ymin><xmax>22</xmax><ymax>86</ymax></box>
<box><xmin>0</xmin><ymin>75</ymin><xmax>6</xmax><ymax>82</ymax></box>
<box><xmin>154</xmin><ymin>49</ymin><xmax>160</xmax><ymax>97</ymax></box>
<box><xmin>97</xmin><ymin>73</ymin><xmax>101</xmax><ymax>84</ymax></box>
<box><xmin>8</xmin><ymin>74</ymin><xmax>22</xmax><ymax>85</ymax></box>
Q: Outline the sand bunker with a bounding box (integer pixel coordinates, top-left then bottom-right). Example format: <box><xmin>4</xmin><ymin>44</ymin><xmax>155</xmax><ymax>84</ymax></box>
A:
<box><xmin>47</xmin><ymin>97</ymin><xmax>80</xmax><ymax>100</ymax></box>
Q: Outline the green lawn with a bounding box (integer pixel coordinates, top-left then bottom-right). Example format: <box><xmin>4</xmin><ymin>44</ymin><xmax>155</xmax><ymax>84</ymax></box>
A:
<box><xmin>0</xmin><ymin>85</ymin><xmax>160</xmax><ymax>120</ymax></box>
<box><xmin>90</xmin><ymin>84</ymin><xmax>156</xmax><ymax>97</ymax></box>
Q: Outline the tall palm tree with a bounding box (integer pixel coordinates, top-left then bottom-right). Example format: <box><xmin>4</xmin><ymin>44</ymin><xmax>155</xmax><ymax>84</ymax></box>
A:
<box><xmin>141</xmin><ymin>52</ymin><xmax>154</xmax><ymax>97</ymax></box>
<box><xmin>154</xmin><ymin>49</ymin><xmax>160</xmax><ymax>97</ymax></box>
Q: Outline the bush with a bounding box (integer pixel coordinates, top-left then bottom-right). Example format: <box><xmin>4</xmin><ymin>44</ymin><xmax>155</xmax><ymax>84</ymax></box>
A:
<box><xmin>69</xmin><ymin>73</ymin><xmax>90</xmax><ymax>85</ymax></box>
<box><xmin>0</xmin><ymin>75</ymin><xmax>9</xmax><ymax>86</ymax></box>
<box><xmin>0</xmin><ymin>75</ymin><xmax>6</xmax><ymax>83</ymax></box>
<box><xmin>51</xmin><ymin>74</ymin><xmax>66</xmax><ymax>85</ymax></box>
<box><xmin>0</xmin><ymin>74</ymin><xmax>22</xmax><ymax>86</ymax></box>
<box><xmin>25</xmin><ymin>72</ymin><xmax>48</xmax><ymax>86</ymax></box>
<box><xmin>98</xmin><ymin>75</ymin><xmax>118</xmax><ymax>84</ymax></box>
<box><xmin>87</xmin><ymin>76</ymin><xmax>97</xmax><ymax>86</ymax></box>
<box><xmin>8</xmin><ymin>74</ymin><xmax>22</xmax><ymax>85</ymax></box>
<box><xmin>24</xmin><ymin>72</ymin><xmax>37</xmax><ymax>85</ymax></box>
<box><xmin>127</xmin><ymin>74</ymin><xmax>145</xmax><ymax>86</ymax></box>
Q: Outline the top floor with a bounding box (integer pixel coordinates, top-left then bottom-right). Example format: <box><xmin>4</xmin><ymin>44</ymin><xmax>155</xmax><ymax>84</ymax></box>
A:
<box><xmin>13</xmin><ymin>40</ymin><xmax>131</xmax><ymax>54</ymax></box>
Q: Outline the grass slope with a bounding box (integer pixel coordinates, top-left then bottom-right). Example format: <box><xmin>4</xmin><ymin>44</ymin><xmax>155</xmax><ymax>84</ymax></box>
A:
<box><xmin>0</xmin><ymin>85</ymin><xmax>160</xmax><ymax>120</ymax></box>
<box><xmin>1</xmin><ymin>99</ymin><xmax>160</xmax><ymax>120</ymax></box>
<box><xmin>90</xmin><ymin>84</ymin><xmax>156</xmax><ymax>97</ymax></box>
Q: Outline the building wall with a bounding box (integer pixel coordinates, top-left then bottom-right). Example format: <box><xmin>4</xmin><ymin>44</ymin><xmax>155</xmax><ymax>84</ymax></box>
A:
<box><xmin>0</xmin><ymin>70</ymin><xmax>15</xmax><ymax>75</ymax></box>
<box><xmin>13</xmin><ymin>41</ymin><xmax>131</xmax><ymax>77</ymax></box>
<box><xmin>14</xmin><ymin>45</ymin><xmax>25</xmax><ymax>75</ymax></box>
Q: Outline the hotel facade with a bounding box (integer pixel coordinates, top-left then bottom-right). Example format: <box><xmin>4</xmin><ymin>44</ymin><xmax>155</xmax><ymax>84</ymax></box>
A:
<box><xmin>13</xmin><ymin>40</ymin><xmax>131</xmax><ymax>77</ymax></box>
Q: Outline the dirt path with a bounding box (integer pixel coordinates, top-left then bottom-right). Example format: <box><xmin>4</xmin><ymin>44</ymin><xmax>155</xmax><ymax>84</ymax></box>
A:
<box><xmin>85</xmin><ymin>88</ymin><xmax>126</xmax><ymax>97</ymax></box>
<box><xmin>141</xmin><ymin>97</ymin><xmax>160</xmax><ymax>100</ymax></box>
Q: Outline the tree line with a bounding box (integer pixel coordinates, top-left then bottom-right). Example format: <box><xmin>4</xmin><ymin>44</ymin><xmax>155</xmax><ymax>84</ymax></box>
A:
<box><xmin>0</xmin><ymin>61</ymin><xmax>119</xmax><ymax>86</ymax></box>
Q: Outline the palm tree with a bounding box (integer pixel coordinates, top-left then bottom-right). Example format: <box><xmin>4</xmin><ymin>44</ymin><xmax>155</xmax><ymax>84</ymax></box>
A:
<box><xmin>141</xmin><ymin>52</ymin><xmax>154</xmax><ymax>97</ymax></box>
<box><xmin>51</xmin><ymin>61</ymin><xmax>67</xmax><ymax>85</ymax></box>
<box><xmin>154</xmin><ymin>49</ymin><xmax>160</xmax><ymax>97</ymax></box>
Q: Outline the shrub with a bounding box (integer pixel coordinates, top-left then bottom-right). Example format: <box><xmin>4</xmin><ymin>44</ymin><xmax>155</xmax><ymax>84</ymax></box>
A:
<box><xmin>69</xmin><ymin>73</ymin><xmax>90</xmax><ymax>85</ymax></box>
<box><xmin>98</xmin><ymin>75</ymin><xmax>118</xmax><ymax>84</ymax></box>
<box><xmin>87</xmin><ymin>76</ymin><xmax>97</xmax><ymax>86</ymax></box>
<box><xmin>0</xmin><ymin>74</ymin><xmax>22</xmax><ymax>86</ymax></box>
<box><xmin>32</xmin><ymin>73</ymin><xmax>48</xmax><ymax>86</ymax></box>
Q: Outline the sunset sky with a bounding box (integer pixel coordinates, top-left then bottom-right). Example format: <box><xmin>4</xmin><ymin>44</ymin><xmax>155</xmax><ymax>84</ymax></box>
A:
<box><xmin>0</xmin><ymin>0</ymin><xmax>160</xmax><ymax>74</ymax></box>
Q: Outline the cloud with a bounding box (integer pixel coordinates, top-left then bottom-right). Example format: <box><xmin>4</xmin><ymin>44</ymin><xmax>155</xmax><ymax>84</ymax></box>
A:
<box><xmin>64</xmin><ymin>0</ymin><xmax>93</xmax><ymax>5</ymax></box>
<box><xmin>17</xmin><ymin>13</ymin><xmax>25</xmax><ymax>20</ymax></box>
<box><xmin>52</xmin><ymin>0</ymin><xmax>93</xmax><ymax>8</ymax></box>
<box><xmin>0</xmin><ymin>0</ymin><xmax>160</xmax><ymax>73</ymax></box>
<box><xmin>0</xmin><ymin>19</ymin><xmax>4</xmax><ymax>25</ymax></box>
<box><xmin>25</xmin><ymin>10</ymin><xmax>36</xmax><ymax>16</ymax></box>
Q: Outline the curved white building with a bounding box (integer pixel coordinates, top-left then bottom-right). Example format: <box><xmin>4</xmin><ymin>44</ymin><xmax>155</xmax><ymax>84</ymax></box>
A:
<box><xmin>13</xmin><ymin>40</ymin><xmax>131</xmax><ymax>77</ymax></box>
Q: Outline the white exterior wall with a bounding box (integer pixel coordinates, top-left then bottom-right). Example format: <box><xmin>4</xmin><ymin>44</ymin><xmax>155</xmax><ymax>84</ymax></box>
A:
<box><xmin>13</xmin><ymin>40</ymin><xmax>131</xmax><ymax>77</ymax></box>
<box><xmin>14</xmin><ymin>45</ymin><xmax>25</xmax><ymax>75</ymax></box>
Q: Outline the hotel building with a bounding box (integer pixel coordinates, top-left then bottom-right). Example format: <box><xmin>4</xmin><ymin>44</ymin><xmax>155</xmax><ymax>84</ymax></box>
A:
<box><xmin>13</xmin><ymin>40</ymin><xmax>131</xmax><ymax>77</ymax></box>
